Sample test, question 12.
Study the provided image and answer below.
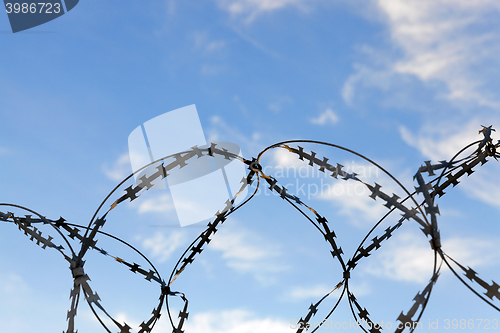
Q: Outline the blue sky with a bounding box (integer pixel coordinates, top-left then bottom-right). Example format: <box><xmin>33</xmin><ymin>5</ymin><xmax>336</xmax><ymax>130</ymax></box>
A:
<box><xmin>1</xmin><ymin>0</ymin><xmax>500</xmax><ymax>332</ymax></box>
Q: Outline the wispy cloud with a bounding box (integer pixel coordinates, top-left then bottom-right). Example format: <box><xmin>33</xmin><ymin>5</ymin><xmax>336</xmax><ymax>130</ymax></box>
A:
<box><xmin>193</xmin><ymin>31</ymin><xmax>227</xmax><ymax>53</ymax></box>
<box><xmin>191</xmin><ymin>31</ymin><xmax>227</xmax><ymax>76</ymax></box>
<box><xmin>320</xmin><ymin>180</ymin><xmax>388</xmax><ymax>226</ymax></box>
<box><xmin>140</xmin><ymin>231</ymin><xmax>186</xmax><ymax>263</ymax></box>
<box><xmin>341</xmin><ymin>61</ymin><xmax>394</xmax><ymax>106</ymax></box>
<box><xmin>135</xmin><ymin>193</ymin><xmax>175</xmax><ymax>214</ymax></box>
<box><xmin>375</xmin><ymin>0</ymin><xmax>500</xmax><ymax>107</ymax></box>
<box><xmin>342</xmin><ymin>0</ymin><xmax>500</xmax><ymax>110</ymax></box>
<box><xmin>184</xmin><ymin>309</ymin><xmax>290</xmax><ymax>333</ymax></box>
<box><xmin>284</xmin><ymin>281</ymin><xmax>371</xmax><ymax>303</ymax></box>
<box><xmin>208</xmin><ymin>223</ymin><xmax>289</xmax><ymax>284</ymax></box>
<box><xmin>363</xmin><ymin>232</ymin><xmax>500</xmax><ymax>284</ymax></box>
<box><xmin>114</xmin><ymin>308</ymin><xmax>290</xmax><ymax>333</ymax></box>
<box><xmin>318</xmin><ymin>161</ymin><xmax>396</xmax><ymax>226</ymax></box>
<box><xmin>399</xmin><ymin>120</ymin><xmax>482</xmax><ymax>161</ymax></box>
<box><xmin>363</xmin><ymin>232</ymin><xmax>434</xmax><ymax>284</ymax></box>
<box><xmin>103</xmin><ymin>152</ymin><xmax>132</xmax><ymax>182</ymax></box>
<box><xmin>114</xmin><ymin>312</ymin><xmax>140</xmax><ymax>332</ymax></box>
<box><xmin>461</xmin><ymin>168</ymin><xmax>500</xmax><ymax>209</ymax></box>
<box><xmin>217</xmin><ymin>0</ymin><xmax>312</xmax><ymax>22</ymax></box>
<box><xmin>444</xmin><ymin>236</ymin><xmax>500</xmax><ymax>268</ymax></box>
<box><xmin>309</xmin><ymin>108</ymin><xmax>339</xmax><ymax>126</ymax></box>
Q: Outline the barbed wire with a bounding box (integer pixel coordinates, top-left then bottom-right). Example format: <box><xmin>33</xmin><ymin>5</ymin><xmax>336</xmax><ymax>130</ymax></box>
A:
<box><xmin>1</xmin><ymin>126</ymin><xmax>499</xmax><ymax>333</ymax></box>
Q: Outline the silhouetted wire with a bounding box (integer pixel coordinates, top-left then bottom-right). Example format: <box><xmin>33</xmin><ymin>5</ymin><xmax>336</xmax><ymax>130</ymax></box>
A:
<box><xmin>2</xmin><ymin>134</ymin><xmax>499</xmax><ymax>333</ymax></box>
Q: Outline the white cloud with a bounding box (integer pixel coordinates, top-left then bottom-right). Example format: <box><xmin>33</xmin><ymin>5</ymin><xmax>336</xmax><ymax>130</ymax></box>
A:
<box><xmin>341</xmin><ymin>74</ymin><xmax>356</xmax><ymax>106</ymax></box>
<box><xmin>341</xmin><ymin>62</ymin><xmax>394</xmax><ymax>106</ymax></box>
<box><xmin>342</xmin><ymin>1</ymin><xmax>500</xmax><ymax>109</ymax></box>
<box><xmin>184</xmin><ymin>309</ymin><xmax>290</xmax><ymax>333</ymax></box>
<box><xmin>363</xmin><ymin>232</ymin><xmax>434</xmax><ymax>284</ymax></box>
<box><xmin>459</xmin><ymin>167</ymin><xmax>500</xmax><ymax>209</ymax></box>
<box><xmin>135</xmin><ymin>193</ymin><xmax>175</xmax><ymax>214</ymax></box>
<box><xmin>193</xmin><ymin>31</ymin><xmax>226</xmax><ymax>53</ymax></box>
<box><xmin>229</xmin><ymin>27</ymin><xmax>286</xmax><ymax>60</ymax></box>
<box><xmin>364</xmin><ymin>232</ymin><xmax>500</xmax><ymax>284</ymax></box>
<box><xmin>288</xmin><ymin>284</ymin><xmax>335</xmax><ymax>300</ymax></box>
<box><xmin>141</xmin><ymin>231</ymin><xmax>186</xmax><ymax>263</ymax></box>
<box><xmin>267</xmin><ymin>154</ymin><xmax>408</xmax><ymax>226</ymax></box>
<box><xmin>399</xmin><ymin>121</ymin><xmax>482</xmax><ymax>161</ymax></box>
<box><xmin>348</xmin><ymin>281</ymin><xmax>372</xmax><ymax>298</ymax></box>
<box><xmin>207</xmin><ymin>41</ymin><xmax>227</xmax><ymax>52</ymax></box>
<box><xmin>217</xmin><ymin>0</ymin><xmax>311</xmax><ymax>22</ymax></box>
<box><xmin>444</xmin><ymin>237</ymin><xmax>500</xmax><ymax>268</ymax></box>
<box><xmin>320</xmin><ymin>180</ymin><xmax>389</xmax><ymax>226</ymax></box>
<box><xmin>209</xmin><ymin>223</ymin><xmax>289</xmax><ymax>284</ymax></box>
<box><xmin>103</xmin><ymin>152</ymin><xmax>132</xmax><ymax>182</ymax></box>
<box><xmin>309</xmin><ymin>108</ymin><xmax>339</xmax><ymax>126</ymax></box>
<box><xmin>284</xmin><ymin>281</ymin><xmax>371</xmax><ymax>303</ymax></box>
<box><xmin>272</xmin><ymin>148</ymin><xmax>309</xmax><ymax>169</ymax></box>
<box><xmin>111</xmin><ymin>308</ymin><xmax>290</xmax><ymax>333</ymax></box>
<box><xmin>192</xmin><ymin>32</ymin><xmax>227</xmax><ymax>76</ymax></box>
<box><xmin>375</xmin><ymin>0</ymin><xmax>500</xmax><ymax>107</ymax></box>
<box><xmin>317</xmin><ymin>161</ymin><xmax>398</xmax><ymax>226</ymax></box>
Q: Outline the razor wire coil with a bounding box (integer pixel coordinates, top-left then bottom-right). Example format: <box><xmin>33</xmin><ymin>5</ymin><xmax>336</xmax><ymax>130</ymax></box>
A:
<box><xmin>1</xmin><ymin>126</ymin><xmax>500</xmax><ymax>333</ymax></box>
